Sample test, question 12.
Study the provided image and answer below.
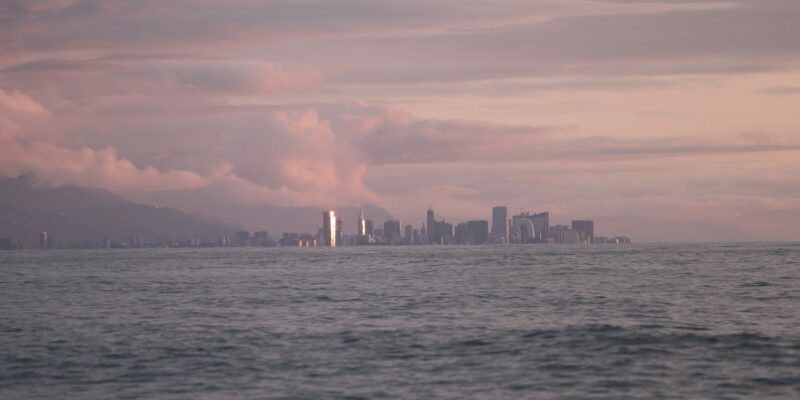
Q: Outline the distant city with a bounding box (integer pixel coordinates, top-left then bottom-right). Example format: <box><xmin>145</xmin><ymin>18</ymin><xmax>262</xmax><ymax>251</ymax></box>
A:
<box><xmin>318</xmin><ymin>206</ymin><xmax>630</xmax><ymax>247</ymax></box>
<box><xmin>0</xmin><ymin>206</ymin><xmax>630</xmax><ymax>250</ymax></box>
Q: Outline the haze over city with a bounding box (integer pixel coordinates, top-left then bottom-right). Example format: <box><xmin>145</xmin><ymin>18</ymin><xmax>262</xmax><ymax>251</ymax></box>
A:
<box><xmin>2</xmin><ymin>0</ymin><xmax>800</xmax><ymax>242</ymax></box>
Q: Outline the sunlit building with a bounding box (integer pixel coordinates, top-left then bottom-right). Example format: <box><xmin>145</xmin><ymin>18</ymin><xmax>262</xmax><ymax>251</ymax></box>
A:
<box><xmin>323</xmin><ymin>210</ymin><xmax>337</xmax><ymax>247</ymax></box>
<box><xmin>356</xmin><ymin>210</ymin><xmax>367</xmax><ymax>243</ymax></box>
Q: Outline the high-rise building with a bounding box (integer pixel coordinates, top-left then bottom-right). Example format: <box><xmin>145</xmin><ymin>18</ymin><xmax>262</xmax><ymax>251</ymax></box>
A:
<box><xmin>384</xmin><ymin>219</ymin><xmax>402</xmax><ymax>245</ymax></box>
<box><xmin>280</xmin><ymin>233</ymin><xmax>300</xmax><ymax>247</ymax></box>
<box><xmin>436</xmin><ymin>221</ymin><xmax>453</xmax><ymax>244</ymax></box>
<box><xmin>466</xmin><ymin>220</ymin><xmax>490</xmax><ymax>245</ymax></box>
<box><xmin>531</xmin><ymin>212</ymin><xmax>549</xmax><ymax>243</ymax></box>
<box><xmin>426</xmin><ymin>208</ymin><xmax>435</xmax><ymax>244</ymax></box>
<box><xmin>455</xmin><ymin>223</ymin><xmax>467</xmax><ymax>244</ymax></box>
<box><xmin>511</xmin><ymin>212</ymin><xmax>549</xmax><ymax>243</ymax></box>
<box><xmin>571</xmin><ymin>220</ymin><xmax>594</xmax><ymax>243</ymax></box>
<box><xmin>235</xmin><ymin>230</ymin><xmax>250</xmax><ymax>246</ymax></box>
<box><xmin>323</xmin><ymin>210</ymin><xmax>337</xmax><ymax>247</ymax></box>
<box><xmin>356</xmin><ymin>210</ymin><xmax>367</xmax><ymax>245</ymax></box>
<box><xmin>549</xmin><ymin>224</ymin><xmax>569</xmax><ymax>244</ymax></box>
<box><xmin>253</xmin><ymin>231</ymin><xmax>272</xmax><ymax>246</ymax></box>
<box><xmin>365</xmin><ymin>219</ymin><xmax>374</xmax><ymax>236</ymax></box>
<box><xmin>39</xmin><ymin>231</ymin><xmax>48</xmax><ymax>249</ymax></box>
<box><xmin>563</xmin><ymin>229</ymin><xmax>580</xmax><ymax>244</ymax></box>
<box><xmin>336</xmin><ymin>217</ymin><xmax>344</xmax><ymax>245</ymax></box>
<box><xmin>425</xmin><ymin>207</ymin><xmax>455</xmax><ymax>245</ymax></box>
<box><xmin>356</xmin><ymin>210</ymin><xmax>366</xmax><ymax>238</ymax></box>
<box><xmin>491</xmin><ymin>206</ymin><xmax>508</xmax><ymax>244</ymax></box>
<box><xmin>404</xmin><ymin>224</ymin><xmax>413</xmax><ymax>243</ymax></box>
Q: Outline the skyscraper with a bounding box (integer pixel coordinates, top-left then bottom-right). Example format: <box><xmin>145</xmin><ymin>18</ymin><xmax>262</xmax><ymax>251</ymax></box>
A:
<box><xmin>323</xmin><ymin>210</ymin><xmax>337</xmax><ymax>247</ymax></box>
<box><xmin>357</xmin><ymin>210</ymin><xmax>366</xmax><ymax>236</ymax></box>
<box><xmin>336</xmin><ymin>217</ymin><xmax>343</xmax><ymax>245</ymax></box>
<box><xmin>531</xmin><ymin>212</ymin><xmax>549</xmax><ymax>243</ymax></box>
<box><xmin>571</xmin><ymin>220</ymin><xmax>594</xmax><ymax>244</ymax></box>
<box><xmin>384</xmin><ymin>219</ymin><xmax>402</xmax><ymax>245</ymax></box>
<box><xmin>235</xmin><ymin>230</ymin><xmax>250</xmax><ymax>246</ymax></box>
<box><xmin>511</xmin><ymin>212</ymin><xmax>549</xmax><ymax>243</ymax></box>
<box><xmin>39</xmin><ymin>231</ymin><xmax>48</xmax><ymax>249</ymax></box>
<box><xmin>426</xmin><ymin>208</ymin><xmax>435</xmax><ymax>244</ymax></box>
<box><xmin>356</xmin><ymin>210</ymin><xmax>367</xmax><ymax>245</ymax></box>
<box><xmin>436</xmin><ymin>221</ymin><xmax>453</xmax><ymax>244</ymax></box>
<box><xmin>549</xmin><ymin>224</ymin><xmax>569</xmax><ymax>244</ymax></box>
<box><xmin>491</xmin><ymin>206</ymin><xmax>508</xmax><ymax>244</ymax></box>
<box><xmin>466</xmin><ymin>220</ymin><xmax>490</xmax><ymax>245</ymax></box>
<box><xmin>455</xmin><ymin>223</ymin><xmax>467</xmax><ymax>244</ymax></box>
<box><xmin>365</xmin><ymin>219</ymin><xmax>374</xmax><ymax>237</ymax></box>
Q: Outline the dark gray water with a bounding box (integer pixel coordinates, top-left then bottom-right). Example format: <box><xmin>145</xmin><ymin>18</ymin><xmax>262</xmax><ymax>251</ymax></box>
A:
<box><xmin>1</xmin><ymin>244</ymin><xmax>800</xmax><ymax>399</ymax></box>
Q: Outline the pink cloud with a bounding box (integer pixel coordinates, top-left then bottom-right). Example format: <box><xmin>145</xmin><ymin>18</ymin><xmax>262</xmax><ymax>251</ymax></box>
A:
<box><xmin>0</xmin><ymin>88</ymin><xmax>208</xmax><ymax>191</ymax></box>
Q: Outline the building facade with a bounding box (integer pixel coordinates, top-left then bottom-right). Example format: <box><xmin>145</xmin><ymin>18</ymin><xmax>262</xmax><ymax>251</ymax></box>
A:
<box><xmin>323</xmin><ymin>210</ymin><xmax>337</xmax><ymax>247</ymax></box>
<box><xmin>491</xmin><ymin>206</ymin><xmax>508</xmax><ymax>244</ymax></box>
<box><xmin>466</xmin><ymin>220</ymin><xmax>489</xmax><ymax>245</ymax></box>
<box><xmin>571</xmin><ymin>220</ymin><xmax>595</xmax><ymax>243</ymax></box>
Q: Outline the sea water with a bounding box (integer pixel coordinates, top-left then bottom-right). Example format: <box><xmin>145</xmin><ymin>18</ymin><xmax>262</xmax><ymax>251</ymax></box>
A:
<box><xmin>1</xmin><ymin>244</ymin><xmax>799</xmax><ymax>399</ymax></box>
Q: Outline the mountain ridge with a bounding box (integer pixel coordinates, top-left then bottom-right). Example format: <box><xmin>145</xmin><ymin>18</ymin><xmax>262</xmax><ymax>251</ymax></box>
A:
<box><xmin>0</xmin><ymin>177</ymin><xmax>242</xmax><ymax>247</ymax></box>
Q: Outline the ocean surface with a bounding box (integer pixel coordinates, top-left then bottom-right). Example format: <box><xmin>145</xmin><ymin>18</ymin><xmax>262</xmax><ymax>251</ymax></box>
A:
<box><xmin>1</xmin><ymin>243</ymin><xmax>799</xmax><ymax>399</ymax></box>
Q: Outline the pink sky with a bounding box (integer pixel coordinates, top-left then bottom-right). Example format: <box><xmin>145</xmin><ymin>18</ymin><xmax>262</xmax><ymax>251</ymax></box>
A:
<box><xmin>1</xmin><ymin>0</ymin><xmax>799</xmax><ymax>241</ymax></box>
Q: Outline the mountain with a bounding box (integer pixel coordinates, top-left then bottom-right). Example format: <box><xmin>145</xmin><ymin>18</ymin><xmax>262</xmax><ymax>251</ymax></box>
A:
<box><xmin>0</xmin><ymin>175</ymin><xmax>125</xmax><ymax>210</ymax></box>
<box><xmin>0</xmin><ymin>177</ymin><xmax>241</xmax><ymax>248</ymax></box>
<box><xmin>121</xmin><ymin>188</ymin><xmax>393</xmax><ymax>235</ymax></box>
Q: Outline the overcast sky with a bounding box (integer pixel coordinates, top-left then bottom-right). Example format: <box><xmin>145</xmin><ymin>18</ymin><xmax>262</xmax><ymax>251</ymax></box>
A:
<box><xmin>1</xmin><ymin>0</ymin><xmax>799</xmax><ymax>240</ymax></box>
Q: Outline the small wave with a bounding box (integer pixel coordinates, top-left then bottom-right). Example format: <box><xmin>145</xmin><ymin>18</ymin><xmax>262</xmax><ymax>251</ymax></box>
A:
<box><xmin>741</xmin><ymin>281</ymin><xmax>771</xmax><ymax>287</ymax></box>
<box><xmin>454</xmin><ymin>339</ymin><xmax>491</xmax><ymax>347</ymax></box>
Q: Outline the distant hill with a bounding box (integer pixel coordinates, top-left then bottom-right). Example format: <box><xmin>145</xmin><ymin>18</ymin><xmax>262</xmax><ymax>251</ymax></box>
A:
<box><xmin>0</xmin><ymin>175</ymin><xmax>125</xmax><ymax>210</ymax></box>
<box><xmin>0</xmin><ymin>177</ymin><xmax>241</xmax><ymax>248</ymax></box>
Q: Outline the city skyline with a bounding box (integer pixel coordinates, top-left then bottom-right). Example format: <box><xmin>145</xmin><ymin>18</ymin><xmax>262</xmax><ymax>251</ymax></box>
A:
<box><xmin>1</xmin><ymin>200</ymin><xmax>630</xmax><ymax>249</ymax></box>
<box><xmin>315</xmin><ymin>204</ymin><xmax>627</xmax><ymax>247</ymax></box>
